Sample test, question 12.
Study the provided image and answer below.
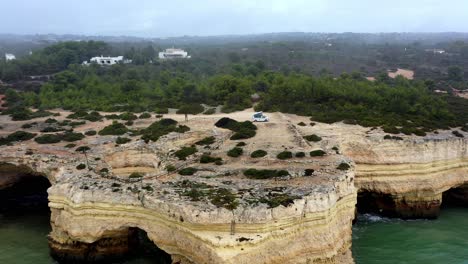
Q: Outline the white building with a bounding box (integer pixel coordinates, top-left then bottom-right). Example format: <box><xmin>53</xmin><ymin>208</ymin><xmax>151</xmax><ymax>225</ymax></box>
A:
<box><xmin>5</xmin><ymin>53</ymin><xmax>16</xmax><ymax>61</ymax></box>
<box><xmin>82</xmin><ymin>56</ymin><xmax>131</xmax><ymax>66</ymax></box>
<box><xmin>158</xmin><ymin>48</ymin><xmax>191</xmax><ymax>59</ymax></box>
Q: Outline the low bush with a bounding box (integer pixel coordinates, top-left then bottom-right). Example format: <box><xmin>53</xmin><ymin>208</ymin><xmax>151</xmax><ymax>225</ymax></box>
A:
<box><xmin>129</xmin><ymin>172</ymin><xmax>143</xmax><ymax>179</ymax></box>
<box><xmin>310</xmin><ymin>150</ymin><xmax>326</xmax><ymax>157</ymax></box>
<box><xmin>179</xmin><ymin>167</ymin><xmax>198</xmax><ymax>176</ymax></box>
<box><xmin>244</xmin><ymin>169</ymin><xmax>289</xmax><ymax>179</ymax></box>
<box><xmin>304</xmin><ymin>169</ymin><xmax>315</xmax><ymax>176</ymax></box>
<box><xmin>304</xmin><ymin>134</ymin><xmax>322</xmax><ymax>142</ymax></box>
<box><xmin>41</xmin><ymin>127</ymin><xmax>61</xmax><ymax>133</ymax></box>
<box><xmin>384</xmin><ymin>135</ymin><xmax>404</xmax><ymax>140</ymax></box>
<box><xmin>337</xmin><ymin>162</ymin><xmax>351</xmax><ymax>171</ymax></box>
<box><xmin>166</xmin><ymin>165</ymin><xmax>176</xmax><ymax>172</ymax></box>
<box><xmin>85</xmin><ymin>130</ymin><xmax>97</xmax><ymax>136</ymax></box>
<box><xmin>297</xmin><ymin>122</ymin><xmax>306</xmax><ymax>126</ymax></box>
<box><xmin>45</xmin><ymin>118</ymin><xmax>57</xmax><ymax>124</ymax></box>
<box><xmin>140</xmin><ymin>118</ymin><xmax>190</xmax><ymax>142</ymax></box>
<box><xmin>0</xmin><ymin>131</ymin><xmax>37</xmax><ymax>145</ymax></box>
<box><xmin>195</xmin><ymin>136</ymin><xmax>215</xmax><ymax>146</ymax></box>
<box><xmin>383</xmin><ymin>126</ymin><xmax>400</xmax><ymax>134</ymax></box>
<box><xmin>259</xmin><ymin>193</ymin><xmax>300</xmax><ymax>208</ymax></box>
<box><xmin>174</xmin><ymin>146</ymin><xmax>197</xmax><ymax>160</ymax></box>
<box><xmin>236</xmin><ymin>142</ymin><xmax>246</xmax><ymax>147</ymax></box>
<box><xmin>76</xmin><ymin>164</ymin><xmax>86</xmax><ymax>170</ymax></box>
<box><xmin>215</xmin><ymin>117</ymin><xmax>257</xmax><ymax>140</ymax></box>
<box><xmin>210</xmin><ymin>188</ymin><xmax>238</xmax><ymax>210</ymax></box>
<box><xmin>61</xmin><ymin>132</ymin><xmax>85</xmax><ymax>142</ymax></box>
<box><xmin>200</xmin><ymin>155</ymin><xmax>222</xmax><ymax>164</ymax></box>
<box><xmin>295</xmin><ymin>152</ymin><xmax>306</xmax><ymax>158</ymax></box>
<box><xmin>227</xmin><ymin>147</ymin><xmax>243</xmax><ymax>157</ymax></box>
<box><xmin>64</xmin><ymin>143</ymin><xmax>76</xmax><ymax>148</ymax></box>
<box><xmin>34</xmin><ymin>134</ymin><xmax>61</xmax><ymax>144</ymax></box>
<box><xmin>98</xmin><ymin>121</ymin><xmax>128</xmax><ymax>136</ymax></box>
<box><xmin>277</xmin><ymin>151</ymin><xmax>293</xmax><ymax>160</ymax></box>
<box><xmin>119</xmin><ymin>112</ymin><xmax>138</xmax><ymax>121</ymax></box>
<box><xmin>116</xmin><ymin>137</ymin><xmax>131</xmax><ymax>145</ymax></box>
<box><xmin>21</xmin><ymin>123</ymin><xmax>34</xmax><ymax>129</ymax></box>
<box><xmin>139</xmin><ymin>112</ymin><xmax>152</xmax><ymax>119</ymax></box>
<box><xmin>251</xmin><ymin>150</ymin><xmax>267</xmax><ymax>158</ymax></box>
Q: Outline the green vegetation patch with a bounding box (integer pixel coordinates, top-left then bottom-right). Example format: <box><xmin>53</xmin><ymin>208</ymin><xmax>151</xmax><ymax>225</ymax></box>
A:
<box><xmin>310</xmin><ymin>150</ymin><xmax>327</xmax><ymax>157</ymax></box>
<box><xmin>227</xmin><ymin>147</ymin><xmax>243</xmax><ymax>157</ymax></box>
<box><xmin>174</xmin><ymin>146</ymin><xmax>197</xmax><ymax>160</ymax></box>
<box><xmin>250</xmin><ymin>150</ymin><xmax>267</xmax><ymax>158</ymax></box>
<box><xmin>0</xmin><ymin>131</ymin><xmax>37</xmax><ymax>145</ymax></box>
<box><xmin>337</xmin><ymin>162</ymin><xmax>351</xmax><ymax>171</ymax></box>
<box><xmin>295</xmin><ymin>152</ymin><xmax>306</xmax><ymax>158</ymax></box>
<box><xmin>179</xmin><ymin>167</ymin><xmax>198</xmax><ymax>176</ymax></box>
<box><xmin>200</xmin><ymin>155</ymin><xmax>222</xmax><ymax>164</ymax></box>
<box><xmin>277</xmin><ymin>151</ymin><xmax>293</xmax><ymax>160</ymax></box>
<box><xmin>195</xmin><ymin>136</ymin><xmax>215</xmax><ymax>146</ymax></box>
<box><xmin>140</xmin><ymin>118</ymin><xmax>190</xmax><ymax>142</ymax></box>
<box><xmin>176</xmin><ymin>104</ymin><xmax>205</xmax><ymax>115</ymax></box>
<box><xmin>34</xmin><ymin>134</ymin><xmax>62</xmax><ymax>144</ymax></box>
<box><xmin>259</xmin><ymin>193</ymin><xmax>301</xmax><ymax>208</ymax></box>
<box><xmin>303</xmin><ymin>134</ymin><xmax>322</xmax><ymax>142</ymax></box>
<box><xmin>98</xmin><ymin>121</ymin><xmax>128</xmax><ymax>136</ymax></box>
<box><xmin>116</xmin><ymin>137</ymin><xmax>132</xmax><ymax>145</ymax></box>
<box><xmin>244</xmin><ymin>169</ymin><xmax>289</xmax><ymax>179</ymax></box>
<box><xmin>215</xmin><ymin>117</ymin><xmax>257</xmax><ymax>140</ymax></box>
<box><xmin>139</xmin><ymin>112</ymin><xmax>152</xmax><ymax>119</ymax></box>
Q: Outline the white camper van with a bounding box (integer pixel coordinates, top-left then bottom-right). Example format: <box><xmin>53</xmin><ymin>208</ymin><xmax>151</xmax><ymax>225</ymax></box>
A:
<box><xmin>252</xmin><ymin>112</ymin><xmax>269</xmax><ymax>122</ymax></box>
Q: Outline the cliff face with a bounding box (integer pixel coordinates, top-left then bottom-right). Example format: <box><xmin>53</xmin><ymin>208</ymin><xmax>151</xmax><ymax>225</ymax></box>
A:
<box><xmin>0</xmin><ymin>111</ymin><xmax>357</xmax><ymax>264</ymax></box>
<box><xmin>342</xmin><ymin>134</ymin><xmax>468</xmax><ymax>218</ymax></box>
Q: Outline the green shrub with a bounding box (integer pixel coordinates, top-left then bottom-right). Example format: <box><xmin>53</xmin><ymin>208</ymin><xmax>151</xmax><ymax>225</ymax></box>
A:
<box><xmin>98</xmin><ymin>121</ymin><xmax>128</xmax><ymax>136</ymax></box>
<box><xmin>277</xmin><ymin>151</ymin><xmax>293</xmax><ymax>160</ymax></box>
<box><xmin>295</xmin><ymin>152</ymin><xmax>306</xmax><ymax>158</ymax></box>
<box><xmin>85</xmin><ymin>130</ymin><xmax>97</xmax><ymax>136</ymax></box>
<box><xmin>139</xmin><ymin>112</ymin><xmax>152</xmax><ymax>119</ymax></box>
<box><xmin>179</xmin><ymin>167</ymin><xmax>198</xmax><ymax>176</ymax></box>
<box><xmin>174</xmin><ymin>146</ymin><xmax>197</xmax><ymax>160</ymax></box>
<box><xmin>304</xmin><ymin>134</ymin><xmax>322</xmax><ymax>142</ymax></box>
<box><xmin>304</xmin><ymin>169</ymin><xmax>315</xmax><ymax>176</ymax></box>
<box><xmin>6</xmin><ymin>131</ymin><xmax>36</xmax><ymax>142</ymax></box>
<box><xmin>383</xmin><ymin>126</ymin><xmax>400</xmax><ymax>134</ymax></box>
<box><xmin>310</xmin><ymin>150</ymin><xmax>326</xmax><ymax>157</ymax></box>
<box><xmin>116</xmin><ymin>137</ymin><xmax>131</xmax><ymax>144</ymax></box>
<box><xmin>259</xmin><ymin>193</ymin><xmax>300</xmax><ymax>208</ymax></box>
<box><xmin>64</xmin><ymin>143</ymin><xmax>76</xmax><ymax>148</ymax></box>
<box><xmin>200</xmin><ymin>155</ymin><xmax>222</xmax><ymax>164</ymax></box>
<box><xmin>166</xmin><ymin>165</ymin><xmax>176</xmax><ymax>172</ymax></box>
<box><xmin>210</xmin><ymin>188</ymin><xmax>238</xmax><ymax>210</ymax></box>
<box><xmin>244</xmin><ymin>169</ymin><xmax>289</xmax><ymax>179</ymax></box>
<box><xmin>195</xmin><ymin>136</ymin><xmax>215</xmax><ymax>146</ymax></box>
<box><xmin>227</xmin><ymin>147</ymin><xmax>243</xmax><ymax>157</ymax></box>
<box><xmin>124</xmin><ymin>120</ymin><xmax>134</xmax><ymax>126</ymax></box>
<box><xmin>215</xmin><ymin>117</ymin><xmax>257</xmax><ymax>140</ymax></box>
<box><xmin>236</xmin><ymin>142</ymin><xmax>247</xmax><ymax>147</ymax></box>
<box><xmin>41</xmin><ymin>127</ymin><xmax>61</xmax><ymax>133</ymax></box>
<box><xmin>34</xmin><ymin>134</ymin><xmax>61</xmax><ymax>144</ymax></box>
<box><xmin>21</xmin><ymin>123</ymin><xmax>34</xmax><ymax>129</ymax></box>
<box><xmin>100</xmin><ymin>168</ymin><xmax>109</xmax><ymax>174</ymax></box>
<box><xmin>129</xmin><ymin>172</ymin><xmax>143</xmax><ymax>179</ymax></box>
<box><xmin>297</xmin><ymin>122</ymin><xmax>306</xmax><ymax>126</ymax></box>
<box><xmin>45</xmin><ymin>118</ymin><xmax>57</xmax><ymax>124</ymax></box>
<box><xmin>61</xmin><ymin>132</ymin><xmax>85</xmax><ymax>142</ymax></box>
<box><xmin>337</xmin><ymin>162</ymin><xmax>351</xmax><ymax>171</ymax></box>
<box><xmin>75</xmin><ymin>146</ymin><xmax>91</xmax><ymax>153</ymax></box>
<box><xmin>384</xmin><ymin>135</ymin><xmax>403</xmax><ymax>140</ymax></box>
<box><xmin>310</xmin><ymin>122</ymin><xmax>316</xmax><ymax>126</ymax></box>
<box><xmin>76</xmin><ymin>164</ymin><xmax>86</xmax><ymax>170</ymax></box>
<box><xmin>119</xmin><ymin>112</ymin><xmax>138</xmax><ymax>121</ymax></box>
<box><xmin>140</xmin><ymin>118</ymin><xmax>190</xmax><ymax>142</ymax></box>
<box><xmin>251</xmin><ymin>150</ymin><xmax>267</xmax><ymax>158</ymax></box>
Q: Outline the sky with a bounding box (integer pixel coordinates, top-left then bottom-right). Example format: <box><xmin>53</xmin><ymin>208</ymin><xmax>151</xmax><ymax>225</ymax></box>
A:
<box><xmin>1</xmin><ymin>0</ymin><xmax>467</xmax><ymax>37</ymax></box>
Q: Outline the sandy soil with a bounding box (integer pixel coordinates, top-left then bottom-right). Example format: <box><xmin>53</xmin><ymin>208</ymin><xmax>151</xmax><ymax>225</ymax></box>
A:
<box><xmin>388</xmin><ymin>68</ymin><xmax>414</xmax><ymax>80</ymax></box>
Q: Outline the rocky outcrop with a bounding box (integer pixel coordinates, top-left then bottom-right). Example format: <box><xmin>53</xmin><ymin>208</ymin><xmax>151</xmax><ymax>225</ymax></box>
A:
<box><xmin>342</xmin><ymin>133</ymin><xmax>468</xmax><ymax>218</ymax></box>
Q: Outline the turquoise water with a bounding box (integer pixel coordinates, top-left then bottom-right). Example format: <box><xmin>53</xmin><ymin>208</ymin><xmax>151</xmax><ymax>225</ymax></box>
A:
<box><xmin>352</xmin><ymin>207</ymin><xmax>468</xmax><ymax>264</ymax></box>
<box><xmin>1</xmin><ymin>208</ymin><xmax>468</xmax><ymax>263</ymax></box>
<box><xmin>0</xmin><ymin>212</ymin><xmax>166</xmax><ymax>264</ymax></box>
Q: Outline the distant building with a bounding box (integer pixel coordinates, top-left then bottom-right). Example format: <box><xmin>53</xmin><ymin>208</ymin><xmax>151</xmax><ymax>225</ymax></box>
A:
<box><xmin>425</xmin><ymin>49</ymin><xmax>446</xmax><ymax>54</ymax></box>
<box><xmin>82</xmin><ymin>56</ymin><xmax>131</xmax><ymax>66</ymax></box>
<box><xmin>158</xmin><ymin>48</ymin><xmax>190</xmax><ymax>59</ymax></box>
<box><xmin>5</xmin><ymin>53</ymin><xmax>16</xmax><ymax>61</ymax></box>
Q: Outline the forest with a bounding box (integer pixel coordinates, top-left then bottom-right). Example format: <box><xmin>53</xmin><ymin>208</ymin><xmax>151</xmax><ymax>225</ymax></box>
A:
<box><xmin>1</xmin><ymin>39</ymin><xmax>468</xmax><ymax>133</ymax></box>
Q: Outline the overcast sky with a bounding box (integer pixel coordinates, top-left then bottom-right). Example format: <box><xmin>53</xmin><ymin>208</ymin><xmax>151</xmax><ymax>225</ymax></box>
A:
<box><xmin>1</xmin><ymin>0</ymin><xmax>467</xmax><ymax>37</ymax></box>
